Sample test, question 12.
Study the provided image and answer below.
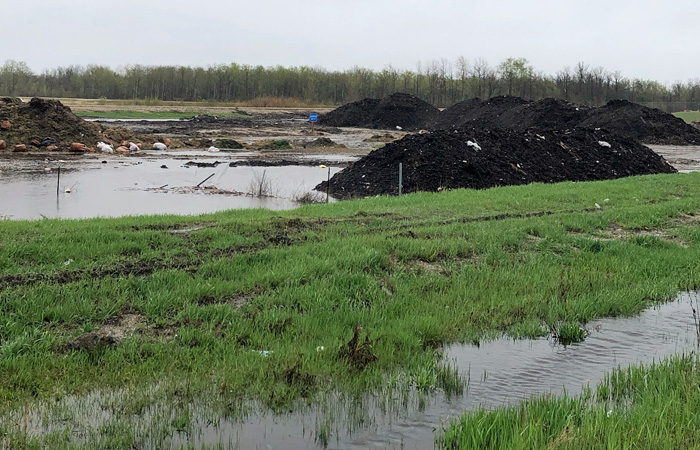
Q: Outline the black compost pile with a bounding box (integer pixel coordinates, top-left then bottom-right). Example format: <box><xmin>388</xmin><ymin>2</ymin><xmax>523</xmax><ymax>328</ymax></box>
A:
<box><xmin>432</xmin><ymin>96</ymin><xmax>591</xmax><ymax>132</ymax></box>
<box><xmin>429</xmin><ymin>96</ymin><xmax>528</xmax><ymax>130</ymax></box>
<box><xmin>577</xmin><ymin>100</ymin><xmax>700</xmax><ymax>145</ymax></box>
<box><xmin>319</xmin><ymin>93</ymin><xmax>439</xmax><ymax>130</ymax></box>
<box><xmin>0</xmin><ymin>97</ymin><xmax>135</xmax><ymax>149</ymax></box>
<box><xmin>316</xmin><ymin>128</ymin><xmax>676</xmax><ymax>198</ymax></box>
<box><xmin>434</xmin><ymin>97</ymin><xmax>700</xmax><ymax>145</ymax></box>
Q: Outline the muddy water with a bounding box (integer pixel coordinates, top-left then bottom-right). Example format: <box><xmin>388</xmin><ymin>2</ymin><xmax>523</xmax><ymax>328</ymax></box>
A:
<box><xmin>9</xmin><ymin>293</ymin><xmax>699</xmax><ymax>450</ymax></box>
<box><xmin>0</xmin><ymin>157</ymin><xmax>343</xmax><ymax>220</ymax></box>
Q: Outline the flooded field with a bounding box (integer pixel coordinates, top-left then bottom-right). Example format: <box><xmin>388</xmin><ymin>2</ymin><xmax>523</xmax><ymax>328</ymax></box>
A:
<box><xmin>5</xmin><ymin>292</ymin><xmax>698</xmax><ymax>449</ymax></box>
<box><xmin>0</xmin><ymin>154</ymin><xmax>349</xmax><ymax>220</ymax></box>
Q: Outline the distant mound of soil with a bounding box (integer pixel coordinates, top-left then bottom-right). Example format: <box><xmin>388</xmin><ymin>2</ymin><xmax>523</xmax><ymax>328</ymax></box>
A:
<box><xmin>316</xmin><ymin>128</ymin><xmax>676</xmax><ymax>198</ymax></box>
<box><xmin>430</xmin><ymin>96</ymin><xmax>528</xmax><ymax>130</ymax></box>
<box><xmin>577</xmin><ymin>100</ymin><xmax>700</xmax><ymax>145</ymax></box>
<box><xmin>0</xmin><ymin>97</ymin><xmax>135</xmax><ymax>149</ymax></box>
<box><xmin>304</xmin><ymin>137</ymin><xmax>346</xmax><ymax>149</ymax></box>
<box><xmin>320</xmin><ymin>93</ymin><xmax>439</xmax><ymax>130</ymax></box>
<box><xmin>433</xmin><ymin>97</ymin><xmax>700</xmax><ymax>145</ymax></box>
<box><xmin>500</xmin><ymin>98</ymin><xmax>591</xmax><ymax>131</ymax></box>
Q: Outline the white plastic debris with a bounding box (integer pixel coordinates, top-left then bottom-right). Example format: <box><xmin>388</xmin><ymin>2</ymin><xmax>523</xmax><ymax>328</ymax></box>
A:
<box><xmin>467</xmin><ymin>140</ymin><xmax>481</xmax><ymax>151</ymax></box>
<box><xmin>598</xmin><ymin>141</ymin><xmax>611</xmax><ymax>148</ymax></box>
<box><xmin>208</xmin><ymin>146</ymin><xmax>220</xmax><ymax>153</ymax></box>
<box><xmin>316</xmin><ymin>346</ymin><xmax>325</xmax><ymax>352</ymax></box>
<box><xmin>64</xmin><ymin>259</ymin><xmax>73</xmax><ymax>265</ymax></box>
<box><xmin>595</xmin><ymin>203</ymin><xmax>602</xmax><ymax>209</ymax></box>
<box><xmin>96</xmin><ymin>142</ymin><xmax>114</xmax><ymax>153</ymax></box>
<box><xmin>396</xmin><ymin>126</ymin><xmax>402</xmax><ymax>130</ymax></box>
<box><xmin>536</xmin><ymin>134</ymin><xmax>546</xmax><ymax>140</ymax></box>
<box><xmin>152</xmin><ymin>142</ymin><xmax>168</xmax><ymax>151</ymax></box>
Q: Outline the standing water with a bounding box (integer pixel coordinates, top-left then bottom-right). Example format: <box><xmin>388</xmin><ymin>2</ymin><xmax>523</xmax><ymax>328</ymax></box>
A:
<box><xmin>5</xmin><ymin>293</ymin><xmax>698</xmax><ymax>449</ymax></box>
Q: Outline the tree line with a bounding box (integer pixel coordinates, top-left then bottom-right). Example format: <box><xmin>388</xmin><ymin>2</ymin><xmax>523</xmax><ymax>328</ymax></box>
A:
<box><xmin>1</xmin><ymin>58</ymin><xmax>699</xmax><ymax>112</ymax></box>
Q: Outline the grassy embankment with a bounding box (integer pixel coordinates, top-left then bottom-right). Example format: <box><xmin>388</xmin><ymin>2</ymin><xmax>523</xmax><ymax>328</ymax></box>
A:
<box><xmin>3</xmin><ymin>173</ymin><xmax>700</xmax><ymax>447</ymax></box>
<box><xmin>673</xmin><ymin>110</ymin><xmax>700</xmax><ymax>123</ymax></box>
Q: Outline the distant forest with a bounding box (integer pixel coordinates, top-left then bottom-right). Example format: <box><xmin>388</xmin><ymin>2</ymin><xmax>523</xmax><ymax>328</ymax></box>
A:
<box><xmin>1</xmin><ymin>57</ymin><xmax>699</xmax><ymax>111</ymax></box>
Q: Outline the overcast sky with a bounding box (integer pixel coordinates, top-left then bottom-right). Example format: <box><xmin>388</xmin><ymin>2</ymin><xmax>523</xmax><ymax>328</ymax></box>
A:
<box><xmin>5</xmin><ymin>0</ymin><xmax>699</xmax><ymax>85</ymax></box>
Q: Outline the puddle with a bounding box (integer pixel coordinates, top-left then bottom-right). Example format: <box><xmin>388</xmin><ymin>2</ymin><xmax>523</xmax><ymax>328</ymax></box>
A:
<box><xmin>0</xmin><ymin>157</ymin><xmax>341</xmax><ymax>220</ymax></box>
<box><xmin>3</xmin><ymin>293</ymin><xmax>698</xmax><ymax>449</ymax></box>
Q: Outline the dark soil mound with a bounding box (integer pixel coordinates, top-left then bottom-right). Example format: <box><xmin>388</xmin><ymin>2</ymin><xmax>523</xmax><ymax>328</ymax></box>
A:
<box><xmin>319</xmin><ymin>93</ymin><xmax>439</xmax><ymax>130</ymax></box>
<box><xmin>0</xmin><ymin>98</ymin><xmax>135</xmax><ymax>149</ymax></box>
<box><xmin>316</xmin><ymin>128</ymin><xmax>676</xmax><ymax>198</ymax></box>
<box><xmin>498</xmin><ymin>98</ymin><xmax>591</xmax><ymax>131</ymax></box>
<box><xmin>432</xmin><ymin>97</ymin><xmax>589</xmax><ymax>132</ymax></box>
<box><xmin>577</xmin><ymin>99</ymin><xmax>700</xmax><ymax>145</ymax></box>
<box><xmin>431</xmin><ymin>96</ymin><xmax>529</xmax><ymax>130</ymax></box>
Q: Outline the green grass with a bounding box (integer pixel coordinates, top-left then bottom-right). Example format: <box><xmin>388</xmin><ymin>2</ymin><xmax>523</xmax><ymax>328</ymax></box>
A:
<box><xmin>673</xmin><ymin>110</ymin><xmax>700</xmax><ymax>123</ymax></box>
<box><xmin>3</xmin><ymin>173</ymin><xmax>700</xmax><ymax>447</ymax></box>
<box><xmin>439</xmin><ymin>354</ymin><xmax>700</xmax><ymax>449</ymax></box>
<box><xmin>74</xmin><ymin>110</ymin><xmax>248</xmax><ymax>120</ymax></box>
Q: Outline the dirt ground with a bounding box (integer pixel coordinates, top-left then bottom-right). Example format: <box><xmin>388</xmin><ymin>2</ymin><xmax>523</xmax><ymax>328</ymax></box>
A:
<box><xmin>647</xmin><ymin>145</ymin><xmax>700</xmax><ymax>172</ymax></box>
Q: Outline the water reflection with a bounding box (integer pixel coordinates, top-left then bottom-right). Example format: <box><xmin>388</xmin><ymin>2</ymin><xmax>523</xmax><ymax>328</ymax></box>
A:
<box><xmin>5</xmin><ymin>294</ymin><xmax>698</xmax><ymax>449</ymax></box>
<box><xmin>0</xmin><ymin>157</ymin><xmax>342</xmax><ymax>220</ymax></box>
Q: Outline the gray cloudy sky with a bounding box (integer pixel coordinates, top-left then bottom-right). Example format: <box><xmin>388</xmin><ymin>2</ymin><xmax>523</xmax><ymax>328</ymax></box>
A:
<box><xmin>5</xmin><ymin>0</ymin><xmax>699</xmax><ymax>84</ymax></box>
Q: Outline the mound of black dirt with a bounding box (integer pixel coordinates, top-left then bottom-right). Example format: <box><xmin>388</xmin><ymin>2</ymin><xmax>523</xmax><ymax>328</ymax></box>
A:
<box><xmin>498</xmin><ymin>98</ymin><xmax>591</xmax><ymax>131</ymax></box>
<box><xmin>316</xmin><ymin>128</ymin><xmax>676</xmax><ymax>198</ymax></box>
<box><xmin>430</xmin><ymin>96</ymin><xmax>529</xmax><ymax>129</ymax></box>
<box><xmin>0</xmin><ymin>97</ymin><xmax>136</xmax><ymax>149</ymax></box>
<box><xmin>319</xmin><ymin>93</ymin><xmax>439</xmax><ymax>130</ymax></box>
<box><xmin>577</xmin><ymin>100</ymin><xmax>700</xmax><ymax>145</ymax></box>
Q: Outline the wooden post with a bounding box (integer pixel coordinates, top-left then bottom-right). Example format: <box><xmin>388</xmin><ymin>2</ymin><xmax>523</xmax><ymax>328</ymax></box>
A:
<box><xmin>56</xmin><ymin>166</ymin><xmax>61</xmax><ymax>196</ymax></box>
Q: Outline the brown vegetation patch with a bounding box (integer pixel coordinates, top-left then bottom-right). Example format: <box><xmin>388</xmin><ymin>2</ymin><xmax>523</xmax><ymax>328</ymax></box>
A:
<box><xmin>0</xmin><ymin>258</ymin><xmax>197</xmax><ymax>291</ymax></box>
<box><xmin>338</xmin><ymin>325</ymin><xmax>377</xmax><ymax>370</ymax></box>
<box><xmin>363</xmin><ymin>133</ymin><xmax>397</xmax><ymax>143</ymax></box>
<box><xmin>575</xmin><ymin>222</ymin><xmax>689</xmax><ymax>247</ymax></box>
<box><xmin>66</xmin><ymin>314</ymin><xmax>153</xmax><ymax>351</ymax></box>
<box><xmin>196</xmin><ymin>292</ymin><xmax>254</xmax><ymax>309</ymax></box>
<box><xmin>414</xmin><ymin>260</ymin><xmax>449</xmax><ymax>275</ymax></box>
<box><xmin>672</xmin><ymin>213</ymin><xmax>700</xmax><ymax>227</ymax></box>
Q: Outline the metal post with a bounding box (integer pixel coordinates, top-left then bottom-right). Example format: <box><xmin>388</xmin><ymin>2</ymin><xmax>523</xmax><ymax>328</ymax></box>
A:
<box><xmin>398</xmin><ymin>163</ymin><xmax>403</xmax><ymax>196</ymax></box>
<box><xmin>56</xmin><ymin>166</ymin><xmax>61</xmax><ymax>196</ymax></box>
<box><xmin>326</xmin><ymin>167</ymin><xmax>330</xmax><ymax>203</ymax></box>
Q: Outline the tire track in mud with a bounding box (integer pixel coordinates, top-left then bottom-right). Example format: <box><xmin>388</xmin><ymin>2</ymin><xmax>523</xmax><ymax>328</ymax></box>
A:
<box><xmin>0</xmin><ymin>207</ymin><xmax>604</xmax><ymax>291</ymax></box>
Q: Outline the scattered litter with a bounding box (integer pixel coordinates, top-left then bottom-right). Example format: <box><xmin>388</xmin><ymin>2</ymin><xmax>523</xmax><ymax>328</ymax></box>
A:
<box><xmin>595</xmin><ymin>203</ymin><xmax>602</xmax><ymax>209</ymax></box>
<box><xmin>466</xmin><ymin>140</ymin><xmax>481</xmax><ymax>151</ymax></box>
<box><xmin>64</xmin><ymin>259</ymin><xmax>73</xmax><ymax>266</ymax></box>
<box><xmin>96</xmin><ymin>142</ymin><xmax>114</xmax><ymax>153</ymax></box>
<box><xmin>598</xmin><ymin>141</ymin><xmax>612</xmax><ymax>148</ymax></box>
<box><xmin>316</xmin><ymin>346</ymin><xmax>325</xmax><ymax>352</ymax></box>
<box><xmin>254</xmin><ymin>350</ymin><xmax>273</xmax><ymax>357</ymax></box>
